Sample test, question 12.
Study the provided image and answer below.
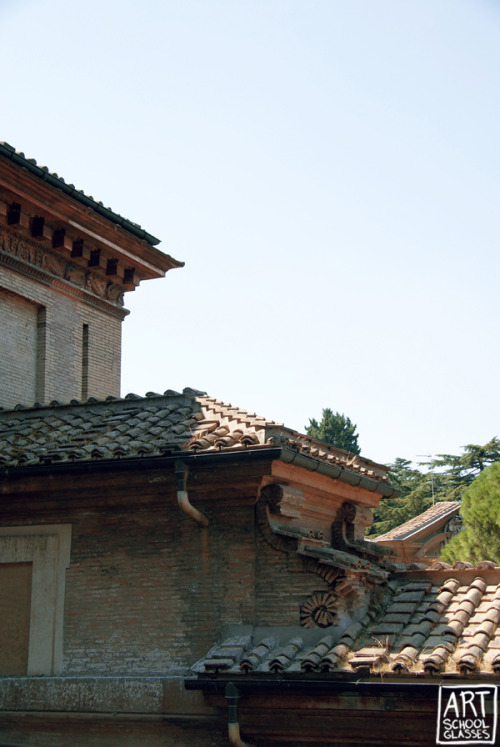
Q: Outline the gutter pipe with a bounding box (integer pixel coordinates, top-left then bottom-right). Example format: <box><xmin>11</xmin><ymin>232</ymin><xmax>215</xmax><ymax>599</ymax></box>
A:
<box><xmin>187</xmin><ymin>678</ymin><xmax>443</xmax><ymax>697</ymax></box>
<box><xmin>278</xmin><ymin>449</ymin><xmax>399</xmax><ymax>497</ymax></box>
<box><xmin>174</xmin><ymin>460</ymin><xmax>209</xmax><ymax>527</ymax></box>
<box><xmin>1</xmin><ymin>447</ymin><xmax>399</xmax><ymax>497</ymax></box>
<box><xmin>225</xmin><ymin>683</ymin><xmax>252</xmax><ymax>747</ymax></box>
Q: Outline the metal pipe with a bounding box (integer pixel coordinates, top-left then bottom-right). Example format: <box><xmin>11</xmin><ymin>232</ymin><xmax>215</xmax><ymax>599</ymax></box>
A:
<box><xmin>174</xmin><ymin>460</ymin><xmax>209</xmax><ymax>527</ymax></box>
<box><xmin>225</xmin><ymin>682</ymin><xmax>253</xmax><ymax>747</ymax></box>
<box><xmin>186</xmin><ymin>677</ymin><xmax>443</xmax><ymax>697</ymax></box>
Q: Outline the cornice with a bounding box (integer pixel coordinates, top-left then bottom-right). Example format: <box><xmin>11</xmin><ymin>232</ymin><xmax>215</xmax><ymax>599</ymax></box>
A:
<box><xmin>0</xmin><ymin>232</ymin><xmax>128</xmax><ymax>320</ymax></box>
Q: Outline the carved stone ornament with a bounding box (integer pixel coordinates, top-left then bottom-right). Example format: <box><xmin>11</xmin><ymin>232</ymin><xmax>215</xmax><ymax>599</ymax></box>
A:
<box><xmin>300</xmin><ymin>591</ymin><xmax>339</xmax><ymax>629</ymax></box>
<box><xmin>1</xmin><ymin>229</ymin><xmax>124</xmax><ymax>306</ymax></box>
<box><xmin>299</xmin><ymin>570</ymin><xmax>370</xmax><ymax>629</ymax></box>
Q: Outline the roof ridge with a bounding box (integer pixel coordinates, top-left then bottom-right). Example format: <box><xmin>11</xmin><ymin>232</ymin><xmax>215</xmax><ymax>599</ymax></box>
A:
<box><xmin>197</xmin><ymin>394</ymin><xmax>281</xmax><ymax>427</ymax></box>
<box><xmin>0</xmin><ymin>387</ymin><xmax>207</xmax><ymax>414</ymax></box>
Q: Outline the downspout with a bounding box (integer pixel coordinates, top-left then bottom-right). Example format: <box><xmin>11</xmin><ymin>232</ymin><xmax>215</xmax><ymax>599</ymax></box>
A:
<box><xmin>225</xmin><ymin>682</ymin><xmax>253</xmax><ymax>747</ymax></box>
<box><xmin>174</xmin><ymin>460</ymin><xmax>209</xmax><ymax>527</ymax></box>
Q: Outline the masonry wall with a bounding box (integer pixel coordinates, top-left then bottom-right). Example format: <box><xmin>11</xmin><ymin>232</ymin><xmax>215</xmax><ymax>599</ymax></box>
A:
<box><xmin>0</xmin><ymin>263</ymin><xmax>122</xmax><ymax>408</ymax></box>
<box><xmin>255</xmin><ymin>518</ymin><xmax>330</xmax><ymax>627</ymax></box>
<box><xmin>0</xmin><ymin>492</ymin><xmax>331</xmax><ymax>676</ymax></box>
<box><xmin>0</xmin><ymin>716</ymin><xmax>227</xmax><ymax>747</ymax></box>
<box><xmin>61</xmin><ymin>498</ymin><xmax>257</xmax><ymax>674</ymax></box>
<box><xmin>0</xmin><ymin>482</ymin><xmax>342</xmax><ymax>746</ymax></box>
<box><xmin>0</xmin><ymin>289</ymin><xmax>39</xmax><ymax>407</ymax></box>
<box><xmin>63</xmin><ymin>502</ymin><xmax>334</xmax><ymax>672</ymax></box>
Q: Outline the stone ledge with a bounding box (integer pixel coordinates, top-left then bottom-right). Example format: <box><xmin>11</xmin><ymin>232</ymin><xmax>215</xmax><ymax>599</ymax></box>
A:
<box><xmin>0</xmin><ymin>676</ymin><xmax>214</xmax><ymax>717</ymax></box>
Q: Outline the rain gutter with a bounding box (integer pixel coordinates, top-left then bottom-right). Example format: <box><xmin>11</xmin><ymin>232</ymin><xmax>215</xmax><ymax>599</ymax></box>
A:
<box><xmin>186</xmin><ymin>677</ymin><xmax>440</xmax><ymax>697</ymax></box>
<box><xmin>0</xmin><ymin>446</ymin><xmax>398</xmax><ymax>497</ymax></box>
<box><xmin>278</xmin><ymin>448</ymin><xmax>399</xmax><ymax>497</ymax></box>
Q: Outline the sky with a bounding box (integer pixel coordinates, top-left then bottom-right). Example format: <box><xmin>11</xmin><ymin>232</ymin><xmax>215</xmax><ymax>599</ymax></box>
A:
<box><xmin>1</xmin><ymin>0</ymin><xmax>499</xmax><ymax>465</ymax></box>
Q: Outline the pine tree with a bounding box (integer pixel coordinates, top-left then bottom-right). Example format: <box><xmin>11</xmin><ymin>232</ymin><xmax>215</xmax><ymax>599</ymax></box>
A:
<box><xmin>368</xmin><ymin>439</ymin><xmax>500</xmax><ymax>538</ymax></box>
<box><xmin>306</xmin><ymin>409</ymin><xmax>360</xmax><ymax>454</ymax></box>
<box><xmin>425</xmin><ymin>437</ymin><xmax>500</xmax><ymax>500</ymax></box>
<box><xmin>441</xmin><ymin>462</ymin><xmax>500</xmax><ymax>565</ymax></box>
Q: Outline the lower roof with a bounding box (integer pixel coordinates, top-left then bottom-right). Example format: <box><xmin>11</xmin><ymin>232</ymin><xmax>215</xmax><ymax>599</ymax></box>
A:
<box><xmin>190</xmin><ymin>564</ymin><xmax>500</xmax><ymax>681</ymax></box>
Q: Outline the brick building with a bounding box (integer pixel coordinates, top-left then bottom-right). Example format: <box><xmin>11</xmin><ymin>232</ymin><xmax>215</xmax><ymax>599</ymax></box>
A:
<box><xmin>1</xmin><ymin>147</ymin><xmax>499</xmax><ymax>747</ymax></box>
<box><xmin>0</xmin><ymin>142</ymin><xmax>181</xmax><ymax>409</ymax></box>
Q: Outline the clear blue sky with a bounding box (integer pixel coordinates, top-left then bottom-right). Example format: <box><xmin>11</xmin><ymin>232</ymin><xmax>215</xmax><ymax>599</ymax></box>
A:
<box><xmin>2</xmin><ymin>0</ymin><xmax>499</xmax><ymax>465</ymax></box>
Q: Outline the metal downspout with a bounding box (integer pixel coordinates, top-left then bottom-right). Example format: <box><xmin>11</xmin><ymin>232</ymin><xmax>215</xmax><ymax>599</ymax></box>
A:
<box><xmin>225</xmin><ymin>682</ymin><xmax>253</xmax><ymax>747</ymax></box>
<box><xmin>174</xmin><ymin>460</ymin><xmax>209</xmax><ymax>527</ymax></box>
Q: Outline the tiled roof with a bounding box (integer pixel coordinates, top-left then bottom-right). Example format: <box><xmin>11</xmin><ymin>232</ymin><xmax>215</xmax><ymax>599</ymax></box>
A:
<box><xmin>376</xmin><ymin>502</ymin><xmax>460</xmax><ymax>541</ymax></box>
<box><xmin>0</xmin><ymin>389</ymin><xmax>390</xmax><ymax>485</ymax></box>
<box><xmin>191</xmin><ymin>565</ymin><xmax>500</xmax><ymax>678</ymax></box>
<box><xmin>0</xmin><ymin>142</ymin><xmax>160</xmax><ymax>246</ymax></box>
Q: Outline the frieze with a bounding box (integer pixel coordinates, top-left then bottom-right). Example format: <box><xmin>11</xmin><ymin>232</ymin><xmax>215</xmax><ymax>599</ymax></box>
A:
<box><xmin>0</xmin><ymin>229</ymin><xmax>125</xmax><ymax>307</ymax></box>
<box><xmin>0</xmin><ymin>248</ymin><xmax>127</xmax><ymax>320</ymax></box>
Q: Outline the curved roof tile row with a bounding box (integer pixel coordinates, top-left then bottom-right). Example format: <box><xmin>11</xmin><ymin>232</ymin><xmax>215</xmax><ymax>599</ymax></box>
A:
<box><xmin>0</xmin><ymin>389</ymin><xmax>390</xmax><ymax>483</ymax></box>
<box><xmin>193</xmin><ymin>568</ymin><xmax>500</xmax><ymax>678</ymax></box>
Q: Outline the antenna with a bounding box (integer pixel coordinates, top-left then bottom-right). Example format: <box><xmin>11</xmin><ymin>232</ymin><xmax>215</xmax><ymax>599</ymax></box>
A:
<box><xmin>417</xmin><ymin>454</ymin><xmax>435</xmax><ymax>505</ymax></box>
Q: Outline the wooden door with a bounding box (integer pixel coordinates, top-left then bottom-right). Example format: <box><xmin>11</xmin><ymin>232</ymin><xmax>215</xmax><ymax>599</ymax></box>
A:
<box><xmin>0</xmin><ymin>562</ymin><xmax>32</xmax><ymax>674</ymax></box>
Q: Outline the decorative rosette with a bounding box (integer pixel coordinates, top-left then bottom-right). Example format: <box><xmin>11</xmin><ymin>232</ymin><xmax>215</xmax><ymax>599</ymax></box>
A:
<box><xmin>300</xmin><ymin>591</ymin><xmax>337</xmax><ymax>628</ymax></box>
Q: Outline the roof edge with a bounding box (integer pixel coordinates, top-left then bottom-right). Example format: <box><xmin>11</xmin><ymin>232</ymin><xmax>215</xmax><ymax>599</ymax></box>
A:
<box><xmin>0</xmin><ymin>445</ymin><xmax>398</xmax><ymax>496</ymax></box>
<box><xmin>376</xmin><ymin>502</ymin><xmax>460</xmax><ymax>542</ymax></box>
<box><xmin>279</xmin><ymin>448</ymin><xmax>399</xmax><ymax>497</ymax></box>
<box><xmin>0</xmin><ymin>142</ymin><xmax>161</xmax><ymax>247</ymax></box>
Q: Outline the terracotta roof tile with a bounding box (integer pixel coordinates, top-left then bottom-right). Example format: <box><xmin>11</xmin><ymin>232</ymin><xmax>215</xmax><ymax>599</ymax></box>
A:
<box><xmin>376</xmin><ymin>502</ymin><xmax>460</xmax><ymax>541</ymax></box>
<box><xmin>0</xmin><ymin>389</ymin><xmax>391</xmax><ymax>488</ymax></box>
<box><xmin>191</xmin><ymin>567</ymin><xmax>500</xmax><ymax>679</ymax></box>
<box><xmin>269</xmin><ymin>637</ymin><xmax>305</xmax><ymax>674</ymax></box>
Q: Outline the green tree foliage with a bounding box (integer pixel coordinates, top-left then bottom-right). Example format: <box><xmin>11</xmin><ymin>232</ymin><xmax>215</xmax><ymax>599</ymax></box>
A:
<box><xmin>441</xmin><ymin>462</ymin><xmax>500</xmax><ymax>565</ymax></box>
<box><xmin>367</xmin><ymin>458</ymin><xmax>442</xmax><ymax>537</ymax></box>
<box><xmin>306</xmin><ymin>409</ymin><xmax>360</xmax><ymax>454</ymax></box>
<box><xmin>368</xmin><ymin>438</ymin><xmax>500</xmax><ymax>539</ymax></box>
<box><xmin>424</xmin><ymin>437</ymin><xmax>500</xmax><ymax>500</ymax></box>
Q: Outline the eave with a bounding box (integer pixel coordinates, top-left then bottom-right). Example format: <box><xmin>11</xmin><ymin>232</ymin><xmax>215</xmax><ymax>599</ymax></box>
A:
<box><xmin>0</xmin><ymin>445</ymin><xmax>398</xmax><ymax>498</ymax></box>
<box><xmin>0</xmin><ymin>154</ymin><xmax>183</xmax><ymax>292</ymax></box>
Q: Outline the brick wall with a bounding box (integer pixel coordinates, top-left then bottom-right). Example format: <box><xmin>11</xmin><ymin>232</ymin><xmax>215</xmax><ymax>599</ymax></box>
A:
<box><xmin>0</xmin><ymin>486</ymin><xmax>338</xmax><ymax>744</ymax></box>
<box><xmin>62</xmin><ymin>500</ymin><xmax>257</xmax><ymax>674</ymax></box>
<box><xmin>0</xmin><ymin>494</ymin><xmax>326</xmax><ymax>676</ymax></box>
<box><xmin>0</xmin><ymin>262</ymin><xmax>122</xmax><ymax>408</ymax></box>
<box><xmin>0</xmin><ymin>714</ymin><xmax>226</xmax><ymax>747</ymax></box>
<box><xmin>0</xmin><ymin>289</ymin><xmax>39</xmax><ymax>407</ymax></box>
<box><xmin>255</xmin><ymin>522</ymin><xmax>329</xmax><ymax>627</ymax></box>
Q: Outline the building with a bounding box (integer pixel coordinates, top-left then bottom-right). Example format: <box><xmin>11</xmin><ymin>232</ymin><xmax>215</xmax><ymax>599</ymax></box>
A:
<box><xmin>375</xmin><ymin>501</ymin><xmax>462</xmax><ymax>565</ymax></box>
<box><xmin>0</xmin><ymin>141</ymin><xmax>182</xmax><ymax>409</ymax></box>
<box><xmin>1</xmin><ymin>146</ymin><xmax>498</xmax><ymax>747</ymax></box>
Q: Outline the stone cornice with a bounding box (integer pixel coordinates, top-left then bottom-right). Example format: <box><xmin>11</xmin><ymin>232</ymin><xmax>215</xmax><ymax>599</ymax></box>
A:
<box><xmin>0</xmin><ymin>233</ymin><xmax>128</xmax><ymax>320</ymax></box>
